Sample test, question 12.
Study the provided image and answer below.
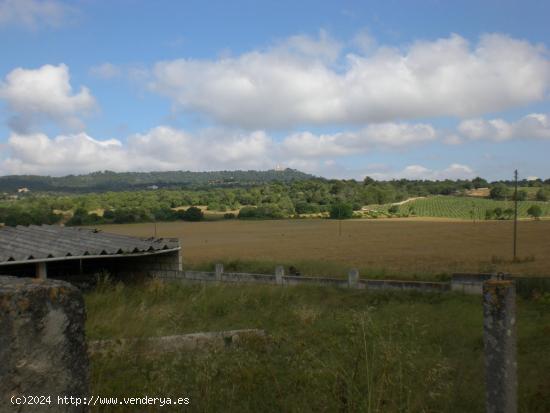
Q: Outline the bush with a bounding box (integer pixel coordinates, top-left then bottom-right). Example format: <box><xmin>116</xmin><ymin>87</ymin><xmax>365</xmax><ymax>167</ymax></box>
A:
<box><xmin>294</xmin><ymin>201</ymin><xmax>321</xmax><ymax>214</ymax></box>
<box><xmin>489</xmin><ymin>184</ymin><xmax>510</xmax><ymax>200</ymax></box>
<box><xmin>329</xmin><ymin>202</ymin><xmax>353</xmax><ymax>219</ymax></box>
<box><xmin>67</xmin><ymin>207</ymin><xmax>103</xmax><ymax>226</ymax></box>
<box><xmin>238</xmin><ymin>205</ymin><xmax>285</xmax><ymax>219</ymax></box>
<box><xmin>513</xmin><ymin>190</ymin><xmax>527</xmax><ymax>201</ymax></box>
<box><xmin>152</xmin><ymin>207</ymin><xmax>177</xmax><ymax>221</ymax></box>
<box><xmin>536</xmin><ymin>189</ymin><xmax>549</xmax><ymax>201</ymax></box>
<box><xmin>180</xmin><ymin>206</ymin><xmax>204</xmax><ymax>221</ymax></box>
<box><xmin>103</xmin><ymin>209</ymin><xmax>115</xmax><ymax>220</ymax></box>
<box><xmin>527</xmin><ymin>205</ymin><xmax>542</xmax><ymax>220</ymax></box>
<box><xmin>388</xmin><ymin>205</ymin><xmax>399</xmax><ymax>214</ymax></box>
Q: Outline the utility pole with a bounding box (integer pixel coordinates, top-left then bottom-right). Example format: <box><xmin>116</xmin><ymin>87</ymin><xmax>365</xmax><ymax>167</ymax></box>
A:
<box><xmin>513</xmin><ymin>169</ymin><xmax>518</xmax><ymax>261</ymax></box>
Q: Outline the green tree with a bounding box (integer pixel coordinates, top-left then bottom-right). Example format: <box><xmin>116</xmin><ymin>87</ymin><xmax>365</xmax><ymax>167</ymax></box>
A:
<box><xmin>180</xmin><ymin>206</ymin><xmax>203</xmax><ymax>221</ymax></box>
<box><xmin>527</xmin><ymin>205</ymin><xmax>542</xmax><ymax>220</ymax></box>
<box><xmin>489</xmin><ymin>184</ymin><xmax>510</xmax><ymax>200</ymax></box>
<box><xmin>513</xmin><ymin>190</ymin><xmax>527</xmax><ymax>201</ymax></box>
<box><xmin>536</xmin><ymin>188</ymin><xmax>549</xmax><ymax>201</ymax></box>
<box><xmin>329</xmin><ymin>202</ymin><xmax>353</xmax><ymax>219</ymax></box>
<box><xmin>472</xmin><ymin>177</ymin><xmax>488</xmax><ymax>189</ymax></box>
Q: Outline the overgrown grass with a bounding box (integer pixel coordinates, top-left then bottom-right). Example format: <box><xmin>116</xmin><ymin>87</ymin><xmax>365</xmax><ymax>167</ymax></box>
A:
<box><xmin>184</xmin><ymin>259</ymin><xmax>452</xmax><ymax>281</ymax></box>
<box><xmin>86</xmin><ymin>281</ymin><xmax>550</xmax><ymax>412</ymax></box>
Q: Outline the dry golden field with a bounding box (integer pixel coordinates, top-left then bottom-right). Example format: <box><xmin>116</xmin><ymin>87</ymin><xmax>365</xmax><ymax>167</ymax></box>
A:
<box><xmin>97</xmin><ymin>219</ymin><xmax>550</xmax><ymax>279</ymax></box>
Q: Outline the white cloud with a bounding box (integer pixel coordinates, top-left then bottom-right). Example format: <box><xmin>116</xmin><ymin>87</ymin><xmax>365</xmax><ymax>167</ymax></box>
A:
<box><xmin>90</xmin><ymin>63</ymin><xmax>121</xmax><ymax>79</ymax></box>
<box><xmin>0</xmin><ymin>127</ymin><xmax>275</xmax><ymax>176</ymax></box>
<box><xmin>0</xmin><ymin>0</ymin><xmax>72</xmax><ymax>29</ymax></box>
<box><xmin>0</xmin><ymin>120</ymin><xmax>437</xmax><ymax>176</ymax></box>
<box><xmin>0</xmin><ymin>64</ymin><xmax>96</xmax><ymax>132</ymax></box>
<box><xmin>282</xmin><ymin>122</ymin><xmax>436</xmax><ymax>157</ymax></box>
<box><xmin>3</xmin><ymin>132</ymin><xmax>125</xmax><ymax>175</ymax></box>
<box><xmin>369</xmin><ymin>163</ymin><xmax>475</xmax><ymax>181</ymax></box>
<box><xmin>275</xmin><ymin>29</ymin><xmax>342</xmax><ymax>63</ymax></box>
<box><xmin>150</xmin><ymin>33</ymin><xmax>550</xmax><ymax>129</ymax></box>
<box><xmin>459</xmin><ymin>113</ymin><xmax>550</xmax><ymax>141</ymax></box>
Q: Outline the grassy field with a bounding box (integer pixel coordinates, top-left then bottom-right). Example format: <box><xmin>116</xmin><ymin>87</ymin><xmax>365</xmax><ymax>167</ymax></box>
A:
<box><xmin>96</xmin><ymin>219</ymin><xmax>550</xmax><ymax>278</ymax></box>
<box><xmin>86</xmin><ymin>281</ymin><xmax>550</xmax><ymax>412</ymax></box>
<box><xmin>370</xmin><ymin>196</ymin><xmax>550</xmax><ymax>220</ymax></box>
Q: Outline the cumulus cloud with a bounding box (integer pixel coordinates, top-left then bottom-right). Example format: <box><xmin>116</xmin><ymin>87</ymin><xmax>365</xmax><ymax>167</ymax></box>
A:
<box><xmin>282</xmin><ymin>122</ymin><xmax>436</xmax><ymax>157</ymax></box>
<box><xmin>150</xmin><ymin>33</ymin><xmax>550</xmax><ymax>129</ymax></box>
<box><xmin>459</xmin><ymin>113</ymin><xmax>550</xmax><ymax>141</ymax></box>
<box><xmin>0</xmin><ymin>63</ymin><xmax>96</xmax><ymax>132</ymax></box>
<box><xmin>369</xmin><ymin>163</ymin><xmax>475</xmax><ymax>181</ymax></box>
<box><xmin>3</xmin><ymin>132</ymin><xmax>125</xmax><ymax>175</ymax></box>
<box><xmin>0</xmin><ymin>121</ymin><xmax>438</xmax><ymax>176</ymax></box>
<box><xmin>0</xmin><ymin>0</ymin><xmax>72</xmax><ymax>29</ymax></box>
<box><xmin>0</xmin><ymin>124</ymin><xmax>480</xmax><ymax>181</ymax></box>
<box><xmin>0</xmin><ymin>127</ymin><xmax>275</xmax><ymax>176</ymax></box>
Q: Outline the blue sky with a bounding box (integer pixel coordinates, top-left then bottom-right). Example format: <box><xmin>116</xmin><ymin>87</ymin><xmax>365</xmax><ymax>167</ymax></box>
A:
<box><xmin>0</xmin><ymin>0</ymin><xmax>549</xmax><ymax>180</ymax></box>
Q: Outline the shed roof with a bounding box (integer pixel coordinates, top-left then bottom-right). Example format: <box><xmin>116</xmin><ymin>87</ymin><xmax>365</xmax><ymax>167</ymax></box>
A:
<box><xmin>0</xmin><ymin>225</ymin><xmax>180</xmax><ymax>265</ymax></box>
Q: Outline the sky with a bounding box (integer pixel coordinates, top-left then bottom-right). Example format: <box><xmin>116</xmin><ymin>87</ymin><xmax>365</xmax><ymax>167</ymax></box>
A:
<box><xmin>0</xmin><ymin>0</ymin><xmax>549</xmax><ymax>181</ymax></box>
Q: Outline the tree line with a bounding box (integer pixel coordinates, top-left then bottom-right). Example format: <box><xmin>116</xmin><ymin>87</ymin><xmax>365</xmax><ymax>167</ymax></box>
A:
<box><xmin>1</xmin><ymin>175</ymin><xmax>549</xmax><ymax>226</ymax></box>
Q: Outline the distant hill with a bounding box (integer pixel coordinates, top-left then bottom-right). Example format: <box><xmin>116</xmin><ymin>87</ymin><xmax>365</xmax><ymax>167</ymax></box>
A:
<box><xmin>0</xmin><ymin>169</ymin><xmax>318</xmax><ymax>193</ymax></box>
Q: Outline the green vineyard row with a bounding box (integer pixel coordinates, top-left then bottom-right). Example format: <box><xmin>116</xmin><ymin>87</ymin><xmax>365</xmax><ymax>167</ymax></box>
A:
<box><xmin>374</xmin><ymin>196</ymin><xmax>550</xmax><ymax>219</ymax></box>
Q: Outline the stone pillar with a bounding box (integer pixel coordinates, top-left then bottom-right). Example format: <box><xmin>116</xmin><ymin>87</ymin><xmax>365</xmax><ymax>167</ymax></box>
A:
<box><xmin>348</xmin><ymin>268</ymin><xmax>359</xmax><ymax>288</ymax></box>
<box><xmin>178</xmin><ymin>254</ymin><xmax>183</xmax><ymax>271</ymax></box>
<box><xmin>0</xmin><ymin>276</ymin><xmax>89</xmax><ymax>412</ymax></box>
<box><xmin>215</xmin><ymin>263</ymin><xmax>224</xmax><ymax>282</ymax></box>
<box><xmin>483</xmin><ymin>279</ymin><xmax>517</xmax><ymax>413</ymax></box>
<box><xmin>275</xmin><ymin>266</ymin><xmax>284</xmax><ymax>285</ymax></box>
<box><xmin>36</xmin><ymin>262</ymin><xmax>48</xmax><ymax>279</ymax></box>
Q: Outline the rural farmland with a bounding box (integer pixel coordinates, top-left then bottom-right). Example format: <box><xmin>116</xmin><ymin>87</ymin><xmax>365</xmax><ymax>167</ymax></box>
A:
<box><xmin>376</xmin><ymin>196</ymin><xmax>550</xmax><ymax>219</ymax></box>
<box><xmin>97</xmin><ymin>218</ymin><xmax>550</xmax><ymax>278</ymax></box>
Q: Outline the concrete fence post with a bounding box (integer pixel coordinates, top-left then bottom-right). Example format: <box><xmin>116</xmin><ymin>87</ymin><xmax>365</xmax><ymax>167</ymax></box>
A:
<box><xmin>1</xmin><ymin>276</ymin><xmax>89</xmax><ymax>409</ymax></box>
<box><xmin>483</xmin><ymin>279</ymin><xmax>517</xmax><ymax>413</ymax></box>
<box><xmin>348</xmin><ymin>268</ymin><xmax>359</xmax><ymax>288</ymax></box>
<box><xmin>215</xmin><ymin>263</ymin><xmax>224</xmax><ymax>282</ymax></box>
<box><xmin>275</xmin><ymin>266</ymin><xmax>285</xmax><ymax>285</ymax></box>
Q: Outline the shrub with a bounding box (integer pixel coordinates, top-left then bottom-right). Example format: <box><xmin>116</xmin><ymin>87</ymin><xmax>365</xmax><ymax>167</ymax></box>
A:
<box><xmin>536</xmin><ymin>189</ymin><xmax>549</xmax><ymax>201</ymax></box>
<box><xmin>527</xmin><ymin>205</ymin><xmax>542</xmax><ymax>220</ymax></box>
<box><xmin>513</xmin><ymin>190</ymin><xmax>527</xmax><ymax>201</ymax></box>
<box><xmin>388</xmin><ymin>205</ymin><xmax>399</xmax><ymax>214</ymax></box>
<box><xmin>238</xmin><ymin>205</ymin><xmax>284</xmax><ymax>219</ymax></box>
<box><xmin>180</xmin><ymin>206</ymin><xmax>204</xmax><ymax>221</ymax></box>
<box><xmin>294</xmin><ymin>201</ymin><xmax>320</xmax><ymax>214</ymax></box>
<box><xmin>329</xmin><ymin>202</ymin><xmax>353</xmax><ymax>219</ymax></box>
<box><xmin>489</xmin><ymin>184</ymin><xmax>510</xmax><ymax>200</ymax></box>
<box><xmin>103</xmin><ymin>209</ymin><xmax>115</xmax><ymax>220</ymax></box>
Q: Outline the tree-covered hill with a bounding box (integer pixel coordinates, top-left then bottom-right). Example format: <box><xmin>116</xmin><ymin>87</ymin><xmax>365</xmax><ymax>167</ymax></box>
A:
<box><xmin>0</xmin><ymin>169</ymin><xmax>316</xmax><ymax>193</ymax></box>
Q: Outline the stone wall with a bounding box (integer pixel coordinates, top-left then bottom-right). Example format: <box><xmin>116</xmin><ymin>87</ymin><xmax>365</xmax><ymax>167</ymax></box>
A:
<box><xmin>451</xmin><ymin>273</ymin><xmax>495</xmax><ymax>294</ymax></box>
<box><xmin>155</xmin><ymin>265</ymin><xmax>451</xmax><ymax>293</ymax></box>
<box><xmin>0</xmin><ymin>276</ymin><xmax>89</xmax><ymax>412</ymax></box>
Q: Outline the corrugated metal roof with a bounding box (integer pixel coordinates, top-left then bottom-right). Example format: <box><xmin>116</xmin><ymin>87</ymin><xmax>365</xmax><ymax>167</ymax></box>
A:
<box><xmin>0</xmin><ymin>225</ymin><xmax>180</xmax><ymax>264</ymax></box>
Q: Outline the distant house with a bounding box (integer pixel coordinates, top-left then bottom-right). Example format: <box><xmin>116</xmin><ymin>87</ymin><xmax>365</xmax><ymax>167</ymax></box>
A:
<box><xmin>148</xmin><ymin>185</ymin><xmax>159</xmax><ymax>190</ymax></box>
<box><xmin>17</xmin><ymin>187</ymin><xmax>30</xmax><ymax>193</ymax></box>
<box><xmin>0</xmin><ymin>225</ymin><xmax>181</xmax><ymax>283</ymax></box>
